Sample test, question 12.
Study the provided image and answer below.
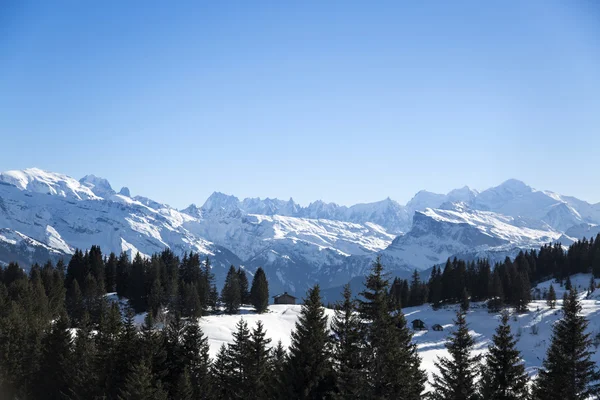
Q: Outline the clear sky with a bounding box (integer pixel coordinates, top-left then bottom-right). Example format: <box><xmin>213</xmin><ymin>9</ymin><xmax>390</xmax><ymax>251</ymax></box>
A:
<box><xmin>1</xmin><ymin>1</ymin><xmax>599</xmax><ymax>208</ymax></box>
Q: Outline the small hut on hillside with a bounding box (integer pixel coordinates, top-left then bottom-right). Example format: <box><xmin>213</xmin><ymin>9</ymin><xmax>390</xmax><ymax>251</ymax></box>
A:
<box><xmin>432</xmin><ymin>324</ymin><xmax>444</xmax><ymax>332</ymax></box>
<box><xmin>412</xmin><ymin>319</ymin><xmax>426</xmax><ymax>331</ymax></box>
<box><xmin>273</xmin><ymin>292</ymin><xmax>297</xmax><ymax>305</ymax></box>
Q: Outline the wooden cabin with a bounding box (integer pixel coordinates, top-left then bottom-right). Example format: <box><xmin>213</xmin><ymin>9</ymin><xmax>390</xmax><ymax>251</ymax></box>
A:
<box><xmin>273</xmin><ymin>292</ymin><xmax>297</xmax><ymax>305</ymax></box>
<box><xmin>432</xmin><ymin>324</ymin><xmax>444</xmax><ymax>332</ymax></box>
<box><xmin>412</xmin><ymin>319</ymin><xmax>426</xmax><ymax>331</ymax></box>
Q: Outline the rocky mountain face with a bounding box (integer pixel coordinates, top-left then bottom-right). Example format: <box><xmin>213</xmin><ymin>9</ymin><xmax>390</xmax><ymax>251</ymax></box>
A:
<box><xmin>1</xmin><ymin>168</ymin><xmax>600</xmax><ymax>296</ymax></box>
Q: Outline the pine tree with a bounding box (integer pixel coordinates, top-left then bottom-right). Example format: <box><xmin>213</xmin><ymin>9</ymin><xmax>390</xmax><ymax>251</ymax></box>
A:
<box><xmin>429</xmin><ymin>266</ymin><xmax>443</xmax><ymax>308</ymax></box>
<box><xmin>140</xmin><ymin>312</ymin><xmax>168</xmax><ymax>389</ymax></box>
<box><xmin>69</xmin><ymin>312</ymin><xmax>99</xmax><ymax>399</ymax></box>
<box><xmin>181</xmin><ymin>321</ymin><xmax>212</xmax><ymax>399</ymax></box>
<box><xmin>460</xmin><ymin>288</ymin><xmax>470</xmax><ymax>312</ymax></box>
<box><xmin>532</xmin><ymin>289</ymin><xmax>600</xmax><ymax>399</ymax></box>
<box><xmin>227</xmin><ymin>318</ymin><xmax>253</xmax><ymax>398</ymax></box>
<box><xmin>173</xmin><ymin>367</ymin><xmax>194</xmax><ymax>400</ymax></box>
<box><xmin>565</xmin><ymin>275</ymin><xmax>572</xmax><ymax>291</ymax></box>
<box><xmin>409</xmin><ymin>270</ymin><xmax>423</xmax><ymax>307</ymax></box>
<box><xmin>237</xmin><ymin>267</ymin><xmax>250</xmax><ymax>305</ymax></box>
<box><xmin>211</xmin><ymin>344</ymin><xmax>233</xmax><ymax>399</ymax></box>
<box><xmin>589</xmin><ymin>275</ymin><xmax>595</xmax><ymax>294</ymax></box>
<box><xmin>547</xmin><ymin>284</ymin><xmax>557</xmax><ymax>309</ymax></box>
<box><xmin>331</xmin><ymin>283</ymin><xmax>364</xmax><ymax>399</ymax></box>
<box><xmin>164</xmin><ymin>313</ymin><xmax>186</xmax><ymax>397</ymax></box>
<box><xmin>221</xmin><ymin>265</ymin><xmax>241</xmax><ymax>314</ymax></box>
<box><xmin>148</xmin><ymin>277</ymin><xmax>163</xmax><ymax>318</ymax></box>
<box><xmin>282</xmin><ymin>285</ymin><xmax>334</xmax><ymax>399</ymax></box>
<box><xmin>488</xmin><ymin>270</ymin><xmax>504</xmax><ymax>312</ymax></box>
<box><xmin>118</xmin><ymin>359</ymin><xmax>167</xmax><ymax>400</ymax></box>
<box><xmin>116</xmin><ymin>251</ymin><xmax>131</xmax><ymax>298</ymax></box>
<box><xmin>269</xmin><ymin>341</ymin><xmax>287</xmax><ymax>400</ymax></box>
<box><xmin>95</xmin><ymin>302</ymin><xmax>123</xmax><ymax>398</ymax></box>
<box><xmin>429</xmin><ymin>310</ymin><xmax>481</xmax><ymax>400</ymax></box>
<box><xmin>36</xmin><ymin>313</ymin><xmax>73</xmax><ymax>399</ymax></box>
<box><xmin>358</xmin><ymin>256</ymin><xmax>426</xmax><ymax>399</ymax></box>
<box><xmin>66</xmin><ymin>279</ymin><xmax>84</xmax><ymax>325</ymax></box>
<box><xmin>479</xmin><ymin>310</ymin><xmax>529</xmax><ymax>400</ymax></box>
<box><xmin>113</xmin><ymin>308</ymin><xmax>142</xmax><ymax>397</ymax></box>
<box><xmin>250</xmin><ymin>267</ymin><xmax>269</xmax><ymax>313</ymax></box>
<box><xmin>105</xmin><ymin>252</ymin><xmax>118</xmax><ymax>293</ymax></box>
<box><xmin>248</xmin><ymin>320</ymin><xmax>273</xmax><ymax>399</ymax></box>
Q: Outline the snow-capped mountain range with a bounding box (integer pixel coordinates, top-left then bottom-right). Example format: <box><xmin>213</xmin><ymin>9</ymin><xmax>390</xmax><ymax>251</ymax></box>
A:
<box><xmin>1</xmin><ymin>168</ymin><xmax>599</xmax><ymax>295</ymax></box>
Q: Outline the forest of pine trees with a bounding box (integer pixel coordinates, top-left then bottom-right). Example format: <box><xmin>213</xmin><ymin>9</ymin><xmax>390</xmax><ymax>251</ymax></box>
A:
<box><xmin>1</xmin><ymin>235</ymin><xmax>600</xmax><ymax>398</ymax></box>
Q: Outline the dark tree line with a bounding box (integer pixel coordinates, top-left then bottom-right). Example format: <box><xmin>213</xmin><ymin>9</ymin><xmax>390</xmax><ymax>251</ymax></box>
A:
<box><xmin>390</xmin><ymin>234</ymin><xmax>600</xmax><ymax>313</ymax></box>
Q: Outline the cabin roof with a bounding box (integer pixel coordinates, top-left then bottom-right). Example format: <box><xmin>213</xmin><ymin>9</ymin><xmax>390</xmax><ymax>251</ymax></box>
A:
<box><xmin>273</xmin><ymin>291</ymin><xmax>297</xmax><ymax>299</ymax></box>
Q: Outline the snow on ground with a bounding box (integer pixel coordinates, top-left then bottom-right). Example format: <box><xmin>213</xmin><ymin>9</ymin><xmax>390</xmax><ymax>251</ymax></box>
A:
<box><xmin>199</xmin><ymin>305</ymin><xmax>336</xmax><ymax>359</ymax></box>
<box><xmin>194</xmin><ymin>275</ymin><xmax>600</xmax><ymax>387</ymax></box>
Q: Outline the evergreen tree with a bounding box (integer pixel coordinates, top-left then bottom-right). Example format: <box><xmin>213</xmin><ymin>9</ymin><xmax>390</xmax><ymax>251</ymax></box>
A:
<box><xmin>547</xmin><ymin>284</ymin><xmax>557</xmax><ymax>309</ymax></box>
<box><xmin>66</xmin><ymin>279</ymin><xmax>84</xmax><ymax>325</ymax></box>
<box><xmin>164</xmin><ymin>313</ymin><xmax>186</xmax><ymax>397</ymax></box>
<box><xmin>389</xmin><ymin>277</ymin><xmax>403</xmax><ymax>309</ymax></box>
<box><xmin>479</xmin><ymin>310</ymin><xmax>529</xmax><ymax>400</ymax></box>
<box><xmin>105</xmin><ymin>252</ymin><xmax>118</xmax><ymax>293</ymax></box>
<box><xmin>589</xmin><ymin>275</ymin><xmax>596</xmax><ymax>294</ymax></box>
<box><xmin>139</xmin><ymin>312</ymin><xmax>168</xmax><ymax>388</ymax></box>
<box><xmin>565</xmin><ymin>275</ymin><xmax>572</xmax><ymax>291</ymax></box>
<box><xmin>488</xmin><ymin>270</ymin><xmax>504</xmax><ymax>312</ymax></box>
<box><xmin>36</xmin><ymin>313</ymin><xmax>73</xmax><ymax>399</ymax></box>
<box><xmin>173</xmin><ymin>367</ymin><xmax>194</xmax><ymax>400</ymax></box>
<box><xmin>118</xmin><ymin>359</ymin><xmax>167</xmax><ymax>400</ymax></box>
<box><xmin>331</xmin><ymin>284</ymin><xmax>364</xmax><ymax>399</ymax></box>
<box><xmin>248</xmin><ymin>320</ymin><xmax>273</xmax><ymax>399</ymax></box>
<box><xmin>211</xmin><ymin>344</ymin><xmax>233</xmax><ymax>399</ymax></box>
<box><xmin>429</xmin><ymin>266</ymin><xmax>443</xmax><ymax>308</ymax></box>
<box><xmin>358</xmin><ymin>256</ymin><xmax>426</xmax><ymax>399</ymax></box>
<box><xmin>532</xmin><ymin>289</ymin><xmax>600</xmax><ymax>399</ymax></box>
<box><xmin>250</xmin><ymin>267</ymin><xmax>269</xmax><ymax>313</ymax></box>
<box><xmin>69</xmin><ymin>312</ymin><xmax>99</xmax><ymax>399</ymax></box>
<box><xmin>95</xmin><ymin>302</ymin><xmax>123</xmax><ymax>398</ymax></box>
<box><xmin>116</xmin><ymin>251</ymin><xmax>131</xmax><ymax>298</ymax></box>
<box><xmin>237</xmin><ymin>267</ymin><xmax>250</xmax><ymax>305</ymax></box>
<box><xmin>227</xmin><ymin>318</ymin><xmax>253</xmax><ymax>398</ymax></box>
<box><xmin>460</xmin><ymin>288</ymin><xmax>470</xmax><ymax>312</ymax></box>
<box><xmin>409</xmin><ymin>270</ymin><xmax>424</xmax><ymax>307</ymax></box>
<box><xmin>182</xmin><ymin>282</ymin><xmax>202</xmax><ymax>318</ymax></box>
<box><xmin>148</xmin><ymin>277</ymin><xmax>163</xmax><ymax>318</ymax></box>
<box><xmin>129</xmin><ymin>252</ymin><xmax>147</xmax><ymax>312</ymax></box>
<box><xmin>181</xmin><ymin>321</ymin><xmax>212</xmax><ymax>399</ymax></box>
<box><xmin>269</xmin><ymin>341</ymin><xmax>287</xmax><ymax>400</ymax></box>
<box><xmin>221</xmin><ymin>265</ymin><xmax>241</xmax><ymax>314</ymax></box>
<box><xmin>282</xmin><ymin>285</ymin><xmax>334</xmax><ymax>399</ymax></box>
<box><xmin>429</xmin><ymin>310</ymin><xmax>481</xmax><ymax>400</ymax></box>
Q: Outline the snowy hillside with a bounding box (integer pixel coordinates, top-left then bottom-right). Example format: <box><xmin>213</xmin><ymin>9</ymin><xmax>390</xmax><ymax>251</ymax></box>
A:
<box><xmin>197</xmin><ymin>274</ymin><xmax>600</xmax><ymax>390</ymax></box>
<box><xmin>1</xmin><ymin>167</ymin><xmax>600</xmax><ymax>295</ymax></box>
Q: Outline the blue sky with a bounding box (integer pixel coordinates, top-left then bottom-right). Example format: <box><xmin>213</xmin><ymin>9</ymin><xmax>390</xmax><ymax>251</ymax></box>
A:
<box><xmin>1</xmin><ymin>1</ymin><xmax>599</xmax><ymax>208</ymax></box>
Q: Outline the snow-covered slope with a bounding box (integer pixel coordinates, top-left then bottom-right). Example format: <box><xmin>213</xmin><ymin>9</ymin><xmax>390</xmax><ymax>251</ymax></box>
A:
<box><xmin>196</xmin><ymin>274</ymin><xmax>600</xmax><ymax>392</ymax></box>
<box><xmin>0</xmin><ymin>168</ymin><xmax>100</xmax><ymax>200</ymax></box>
<box><xmin>380</xmin><ymin>202</ymin><xmax>561</xmax><ymax>272</ymax></box>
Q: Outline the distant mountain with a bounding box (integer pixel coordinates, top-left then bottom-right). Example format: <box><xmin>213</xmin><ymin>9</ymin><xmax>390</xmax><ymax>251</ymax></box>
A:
<box><xmin>1</xmin><ymin>168</ymin><xmax>599</xmax><ymax>296</ymax></box>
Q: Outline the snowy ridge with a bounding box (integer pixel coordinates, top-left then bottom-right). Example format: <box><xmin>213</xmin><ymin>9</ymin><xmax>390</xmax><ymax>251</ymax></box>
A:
<box><xmin>1</xmin><ymin>168</ymin><xmax>600</xmax><ymax>295</ymax></box>
<box><xmin>0</xmin><ymin>168</ymin><xmax>101</xmax><ymax>200</ymax></box>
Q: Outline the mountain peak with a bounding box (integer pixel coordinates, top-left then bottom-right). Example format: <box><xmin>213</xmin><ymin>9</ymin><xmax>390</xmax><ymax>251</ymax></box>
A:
<box><xmin>80</xmin><ymin>174</ymin><xmax>115</xmax><ymax>198</ymax></box>
<box><xmin>202</xmin><ymin>192</ymin><xmax>241</xmax><ymax>214</ymax></box>
<box><xmin>0</xmin><ymin>168</ymin><xmax>100</xmax><ymax>200</ymax></box>
<box><xmin>497</xmin><ymin>179</ymin><xmax>531</xmax><ymax>192</ymax></box>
